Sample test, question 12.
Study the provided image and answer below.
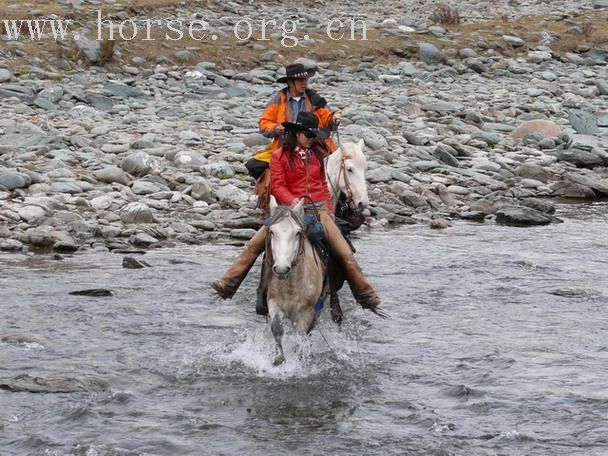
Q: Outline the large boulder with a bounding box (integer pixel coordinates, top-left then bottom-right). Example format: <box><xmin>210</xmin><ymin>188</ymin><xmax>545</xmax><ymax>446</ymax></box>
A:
<box><xmin>510</xmin><ymin>120</ymin><xmax>561</xmax><ymax>139</ymax></box>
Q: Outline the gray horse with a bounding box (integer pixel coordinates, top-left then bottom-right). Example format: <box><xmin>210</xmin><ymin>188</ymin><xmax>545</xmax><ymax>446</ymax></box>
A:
<box><xmin>265</xmin><ymin>197</ymin><xmax>325</xmax><ymax>366</ymax></box>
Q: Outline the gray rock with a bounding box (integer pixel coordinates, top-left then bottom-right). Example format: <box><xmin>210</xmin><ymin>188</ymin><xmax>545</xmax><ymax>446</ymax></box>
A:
<box><xmin>130</xmin><ymin>232</ymin><xmax>158</xmax><ymax>246</ymax></box>
<box><xmin>104</xmin><ymin>82</ymin><xmax>144</xmax><ymax>99</ymax></box>
<box><xmin>425</xmin><ymin>101</ymin><xmax>464</xmax><ymax>113</ymax></box>
<box><xmin>18</xmin><ymin>206</ymin><xmax>46</xmax><ymax>223</ymax></box>
<box><xmin>0</xmin><ymin>69</ymin><xmax>13</xmax><ymax>82</ymax></box>
<box><xmin>403</xmin><ymin>132</ymin><xmax>427</xmax><ymax>145</ymax></box>
<box><xmin>243</xmin><ymin>133</ymin><xmax>268</xmax><ymax>147</ymax></box>
<box><xmin>418</xmin><ymin>42</ymin><xmax>446</xmax><ymax>64</ymax></box>
<box><xmin>190</xmin><ymin>178</ymin><xmax>215</xmax><ymax>202</ymax></box>
<box><xmin>214</xmin><ymin>184</ymin><xmax>250</xmax><ymax>208</ymax></box>
<box><xmin>84</xmin><ymin>93</ymin><xmax>113</xmax><ymax>111</ymax></box>
<box><xmin>121</xmin><ymin>152</ymin><xmax>152</xmax><ymax>177</ymax></box>
<box><xmin>568</xmin><ymin>110</ymin><xmax>599</xmax><ymax>135</ymax></box>
<box><xmin>592</xmin><ymin>0</ymin><xmax>608</xmax><ymax>8</ymax></box>
<box><xmin>0</xmin><ymin>84</ymin><xmax>35</xmax><ymax>102</ymax></box>
<box><xmin>401</xmin><ymin>63</ymin><xmax>419</xmax><ymax>77</ymax></box>
<box><xmin>0</xmin><ymin>239</ymin><xmax>24</xmax><ymax>251</ymax></box>
<box><xmin>49</xmin><ymin>181</ymin><xmax>83</xmax><ymax>194</ymax></box>
<box><xmin>33</xmin><ymin>97</ymin><xmax>56</xmax><ymax>111</ymax></box>
<box><xmin>433</xmin><ymin>144</ymin><xmax>460</xmax><ymax>167</ymax></box>
<box><xmin>548</xmin><ymin>148</ymin><xmax>604</xmax><ymax>168</ymax></box>
<box><xmin>459</xmin><ymin>48</ymin><xmax>477</xmax><ymax>59</ymax></box>
<box><xmin>0</xmin><ymin>172</ymin><xmax>30</xmax><ymax>190</ymax></box>
<box><xmin>174</xmin><ymin>150</ymin><xmax>207</xmax><ymax>169</ymax></box>
<box><xmin>502</xmin><ymin>35</ymin><xmax>525</xmax><ymax>47</ymax></box>
<box><xmin>367</xmin><ymin>167</ymin><xmax>393</xmax><ymax>183</ymax></box>
<box><xmin>132</xmin><ymin>180</ymin><xmax>162</xmax><ymax>195</ymax></box>
<box><xmin>200</xmin><ymin>161</ymin><xmax>235</xmax><ymax>178</ymax></box>
<box><xmin>157</xmin><ymin>106</ymin><xmax>185</xmax><ymax>119</ymax></box>
<box><xmin>398</xmin><ymin>189</ymin><xmax>428</xmax><ymax>208</ymax></box>
<box><xmin>496</xmin><ymin>206</ymin><xmax>562</xmax><ymax>226</ymax></box>
<box><xmin>74</xmin><ymin>35</ymin><xmax>102</xmax><ymax>62</ymax></box>
<box><xmin>35</xmin><ymin>87</ymin><xmax>63</xmax><ymax>107</ymax></box>
<box><xmin>120</xmin><ymin>202</ymin><xmax>154</xmax><ymax>224</ymax></box>
<box><xmin>515</xmin><ymin>164</ymin><xmax>553</xmax><ymax>182</ymax></box>
<box><xmin>230</xmin><ymin>229</ymin><xmax>257</xmax><ymax>240</ymax></box>
<box><xmin>464</xmin><ymin>58</ymin><xmax>488</xmax><ymax>73</ymax></box>
<box><xmin>564</xmin><ymin>170</ymin><xmax>608</xmax><ymax>195</ymax></box>
<box><xmin>552</xmin><ymin>182</ymin><xmax>596</xmax><ymax>199</ymax></box>
<box><xmin>94</xmin><ymin>166</ymin><xmax>130</xmax><ymax>185</ymax></box>
<box><xmin>596</xmin><ymin>79</ymin><xmax>608</xmax><ymax>95</ymax></box>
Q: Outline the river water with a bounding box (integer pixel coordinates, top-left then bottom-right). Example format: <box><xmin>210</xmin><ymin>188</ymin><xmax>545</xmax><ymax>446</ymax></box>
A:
<box><xmin>1</xmin><ymin>202</ymin><xmax>607</xmax><ymax>456</ymax></box>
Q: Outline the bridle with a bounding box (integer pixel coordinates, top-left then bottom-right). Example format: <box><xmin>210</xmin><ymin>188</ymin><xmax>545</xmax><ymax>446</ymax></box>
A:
<box><xmin>264</xmin><ymin>209</ymin><xmax>306</xmax><ymax>274</ymax></box>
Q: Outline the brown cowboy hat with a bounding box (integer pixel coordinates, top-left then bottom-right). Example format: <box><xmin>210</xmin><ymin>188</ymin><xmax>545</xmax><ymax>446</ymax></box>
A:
<box><xmin>276</xmin><ymin>63</ymin><xmax>317</xmax><ymax>83</ymax></box>
<box><xmin>282</xmin><ymin>111</ymin><xmax>320</xmax><ymax>136</ymax></box>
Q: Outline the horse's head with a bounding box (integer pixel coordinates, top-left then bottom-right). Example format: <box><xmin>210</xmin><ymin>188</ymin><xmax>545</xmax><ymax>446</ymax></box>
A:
<box><xmin>267</xmin><ymin>197</ymin><xmax>305</xmax><ymax>280</ymax></box>
<box><xmin>326</xmin><ymin>138</ymin><xmax>369</xmax><ymax>211</ymax></box>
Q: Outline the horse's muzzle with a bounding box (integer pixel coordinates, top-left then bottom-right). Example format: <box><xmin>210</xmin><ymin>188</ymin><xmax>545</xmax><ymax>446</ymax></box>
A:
<box><xmin>272</xmin><ymin>265</ymin><xmax>291</xmax><ymax>280</ymax></box>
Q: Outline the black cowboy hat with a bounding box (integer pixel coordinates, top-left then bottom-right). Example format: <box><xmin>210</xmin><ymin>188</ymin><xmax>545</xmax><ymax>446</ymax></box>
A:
<box><xmin>276</xmin><ymin>63</ymin><xmax>317</xmax><ymax>83</ymax></box>
<box><xmin>282</xmin><ymin>111</ymin><xmax>319</xmax><ymax>136</ymax></box>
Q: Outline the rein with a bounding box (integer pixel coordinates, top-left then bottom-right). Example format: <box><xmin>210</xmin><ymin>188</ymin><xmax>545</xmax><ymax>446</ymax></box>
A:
<box><xmin>264</xmin><ymin>211</ymin><xmax>306</xmax><ymax>271</ymax></box>
<box><xmin>329</xmin><ymin>127</ymin><xmax>356</xmax><ymax>211</ymax></box>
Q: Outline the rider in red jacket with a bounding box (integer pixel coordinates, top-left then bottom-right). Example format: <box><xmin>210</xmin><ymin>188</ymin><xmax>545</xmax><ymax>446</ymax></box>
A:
<box><xmin>212</xmin><ymin>112</ymin><xmax>380</xmax><ymax>315</ymax></box>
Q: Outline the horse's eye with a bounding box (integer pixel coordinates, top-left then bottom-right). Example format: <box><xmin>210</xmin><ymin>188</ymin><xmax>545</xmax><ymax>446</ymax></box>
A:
<box><xmin>347</xmin><ymin>168</ymin><xmax>354</xmax><ymax>174</ymax></box>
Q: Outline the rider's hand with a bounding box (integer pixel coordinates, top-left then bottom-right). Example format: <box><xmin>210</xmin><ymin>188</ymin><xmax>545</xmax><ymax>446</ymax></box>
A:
<box><xmin>333</xmin><ymin>111</ymin><xmax>342</xmax><ymax>124</ymax></box>
<box><xmin>273</xmin><ymin>125</ymin><xmax>285</xmax><ymax>136</ymax></box>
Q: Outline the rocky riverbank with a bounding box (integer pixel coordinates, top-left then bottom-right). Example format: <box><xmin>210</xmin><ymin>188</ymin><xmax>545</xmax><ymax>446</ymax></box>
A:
<box><xmin>1</xmin><ymin>0</ymin><xmax>607</xmax><ymax>253</ymax></box>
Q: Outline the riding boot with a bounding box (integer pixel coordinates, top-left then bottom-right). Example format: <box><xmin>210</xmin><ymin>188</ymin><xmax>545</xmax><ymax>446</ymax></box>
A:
<box><xmin>320</xmin><ymin>212</ymin><xmax>381</xmax><ymax>310</ymax></box>
<box><xmin>255</xmin><ymin>257</ymin><xmax>269</xmax><ymax>315</ymax></box>
<box><xmin>211</xmin><ymin>226</ymin><xmax>267</xmax><ymax>300</ymax></box>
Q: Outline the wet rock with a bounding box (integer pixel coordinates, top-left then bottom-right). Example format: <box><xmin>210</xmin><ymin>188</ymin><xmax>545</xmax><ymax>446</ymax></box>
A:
<box><xmin>496</xmin><ymin>206</ymin><xmax>562</xmax><ymax>226</ymax></box>
<box><xmin>0</xmin><ymin>239</ymin><xmax>24</xmax><ymax>251</ymax></box>
<box><xmin>430</xmin><ymin>218</ymin><xmax>450</xmax><ymax>229</ymax></box>
<box><xmin>122</xmin><ymin>256</ymin><xmax>151</xmax><ymax>269</ymax></box>
<box><xmin>69</xmin><ymin>289</ymin><xmax>114</xmax><ymax>297</ymax></box>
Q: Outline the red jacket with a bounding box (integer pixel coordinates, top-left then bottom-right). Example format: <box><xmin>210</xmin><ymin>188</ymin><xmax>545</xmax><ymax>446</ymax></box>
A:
<box><xmin>271</xmin><ymin>146</ymin><xmax>334</xmax><ymax>214</ymax></box>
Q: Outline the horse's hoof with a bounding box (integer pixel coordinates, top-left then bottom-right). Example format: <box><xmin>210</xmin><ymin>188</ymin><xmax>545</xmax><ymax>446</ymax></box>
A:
<box><xmin>273</xmin><ymin>354</ymin><xmax>285</xmax><ymax>366</ymax></box>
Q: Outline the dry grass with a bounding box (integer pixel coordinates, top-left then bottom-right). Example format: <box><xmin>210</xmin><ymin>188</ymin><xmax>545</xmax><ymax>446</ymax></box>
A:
<box><xmin>431</xmin><ymin>4</ymin><xmax>461</xmax><ymax>27</ymax></box>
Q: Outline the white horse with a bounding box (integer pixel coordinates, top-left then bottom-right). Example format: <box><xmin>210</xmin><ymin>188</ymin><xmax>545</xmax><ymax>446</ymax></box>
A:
<box><xmin>325</xmin><ymin>138</ymin><xmax>370</xmax><ymax>212</ymax></box>
<box><xmin>265</xmin><ymin>197</ymin><xmax>325</xmax><ymax>366</ymax></box>
<box><xmin>324</xmin><ymin>139</ymin><xmax>370</xmax><ymax>324</ymax></box>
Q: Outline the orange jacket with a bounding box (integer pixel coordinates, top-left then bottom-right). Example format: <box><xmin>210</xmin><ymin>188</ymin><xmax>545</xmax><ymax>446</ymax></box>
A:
<box><xmin>254</xmin><ymin>88</ymin><xmax>337</xmax><ymax>163</ymax></box>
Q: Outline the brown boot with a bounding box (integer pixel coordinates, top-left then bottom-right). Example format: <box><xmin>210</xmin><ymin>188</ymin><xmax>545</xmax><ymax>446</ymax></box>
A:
<box><xmin>211</xmin><ymin>226</ymin><xmax>267</xmax><ymax>300</ymax></box>
<box><xmin>321</xmin><ymin>211</ymin><xmax>381</xmax><ymax>310</ymax></box>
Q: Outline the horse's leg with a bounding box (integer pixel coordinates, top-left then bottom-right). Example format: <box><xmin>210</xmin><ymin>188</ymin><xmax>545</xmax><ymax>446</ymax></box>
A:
<box><xmin>328</xmin><ymin>256</ymin><xmax>344</xmax><ymax>326</ymax></box>
<box><xmin>268</xmin><ymin>303</ymin><xmax>286</xmax><ymax>366</ymax></box>
<box><xmin>256</xmin><ymin>259</ymin><xmax>269</xmax><ymax>317</ymax></box>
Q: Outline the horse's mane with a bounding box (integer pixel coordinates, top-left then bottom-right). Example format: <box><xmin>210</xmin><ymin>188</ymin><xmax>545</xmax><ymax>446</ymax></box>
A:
<box><xmin>267</xmin><ymin>205</ymin><xmax>305</xmax><ymax>229</ymax></box>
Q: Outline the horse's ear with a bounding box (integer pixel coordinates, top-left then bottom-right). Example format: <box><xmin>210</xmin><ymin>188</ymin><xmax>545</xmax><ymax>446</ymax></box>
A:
<box><xmin>269</xmin><ymin>195</ymin><xmax>278</xmax><ymax>215</ymax></box>
<box><xmin>292</xmin><ymin>198</ymin><xmax>305</xmax><ymax>217</ymax></box>
<box><xmin>357</xmin><ymin>138</ymin><xmax>365</xmax><ymax>151</ymax></box>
